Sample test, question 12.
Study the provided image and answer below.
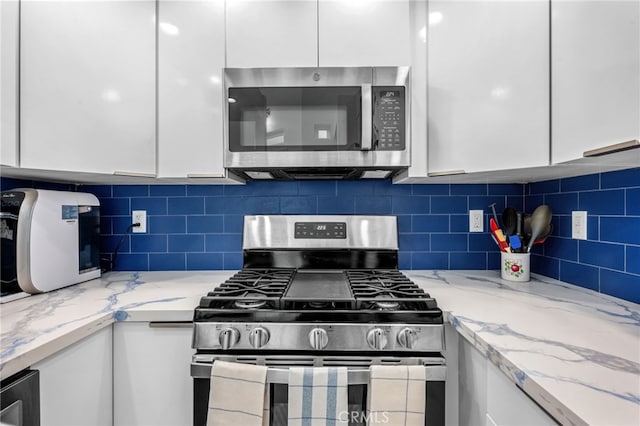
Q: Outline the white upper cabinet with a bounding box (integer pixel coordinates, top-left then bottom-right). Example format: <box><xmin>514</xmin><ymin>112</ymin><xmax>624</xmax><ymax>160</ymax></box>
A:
<box><xmin>427</xmin><ymin>0</ymin><xmax>549</xmax><ymax>175</ymax></box>
<box><xmin>318</xmin><ymin>0</ymin><xmax>412</xmax><ymax>66</ymax></box>
<box><xmin>158</xmin><ymin>0</ymin><xmax>226</xmax><ymax>178</ymax></box>
<box><xmin>0</xmin><ymin>0</ymin><xmax>19</xmax><ymax>167</ymax></box>
<box><xmin>551</xmin><ymin>0</ymin><xmax>640</xmax><ymax>164</ymax></box>
<box><xmin>226</xmin><ymin>0</ymin><xmax>317</xmax><ymax>68</ymax></box>
<box><xmin>20</xmin><ymin>0</ymin><xmax>156</xmax><ymax>176</ymax></box>
<box><xmin>226</xmin><ymin>0</ymin><xmax>412</xmax><ymax>68</ymax></box>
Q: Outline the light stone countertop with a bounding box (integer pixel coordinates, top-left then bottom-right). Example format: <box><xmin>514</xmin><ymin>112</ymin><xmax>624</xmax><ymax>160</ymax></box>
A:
<box><xmin>1</xmin><ymin>270</ymin><xmax>638</xmax><ymax>426</ymax></box>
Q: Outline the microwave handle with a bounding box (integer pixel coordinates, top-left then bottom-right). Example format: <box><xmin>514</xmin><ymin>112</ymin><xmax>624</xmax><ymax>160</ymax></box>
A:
<box><xmin>361</xmin><ymin>84</ymin><xmax>372</xmax><ymax>151</ymax></box>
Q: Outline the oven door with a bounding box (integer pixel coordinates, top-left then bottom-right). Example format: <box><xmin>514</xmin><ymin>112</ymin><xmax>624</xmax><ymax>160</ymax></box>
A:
<box><xmin>191</xmin><ymin>354</ymin><xmax>445</xmax><ymax>426</ymax></box>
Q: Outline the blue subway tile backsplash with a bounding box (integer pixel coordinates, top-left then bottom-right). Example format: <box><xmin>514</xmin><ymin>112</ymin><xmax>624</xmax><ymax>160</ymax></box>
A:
<box><xmin>2</xmin><ymin>168</ymin><xmax>638</xmax><ymax>304</ymax></box>
<box><xmin>528</xmin><ymin>168</ymin><xmax>640</xmax><ymax>303</ymax></box>
<box><xmin>600</xmin><ymin>217</ymin><xmax>640</xmax><ymax>245</ymax></box>
<box><xmin>578</xmin><ymin>240</ymin><xmax>625</xmax><ymax>270</ymax></box>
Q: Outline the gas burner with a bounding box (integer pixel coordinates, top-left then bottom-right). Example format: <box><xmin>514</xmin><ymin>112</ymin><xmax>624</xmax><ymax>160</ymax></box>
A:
<box><xmin>308</xmin><ymin>301</ymin><xmax>330</xmax><ymax>309</ymax></box>
<box><xmin>234</xmin><ymin>300</ymin><xmax>267</xmax><ymax>309</ymax></box>
<box><xmin>374</xmin><ymin>300</ymin><xmax>400</xmax><ymax>310</ymax></box>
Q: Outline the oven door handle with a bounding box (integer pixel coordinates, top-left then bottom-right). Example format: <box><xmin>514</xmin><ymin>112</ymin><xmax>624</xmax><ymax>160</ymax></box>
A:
<box><xmin>361</xmin><ymin>84</ymin><xmax>372</xmax><ymax>151</ymax></box>
<box><xmin>191</xmin><ymin>362</ymin><xmax>446</xmax><ymax>383</ymax></box>
<box><xmin>0</xmin><ymin>212</ymin><xmax>19</xmax><ymax>221</ymax></box>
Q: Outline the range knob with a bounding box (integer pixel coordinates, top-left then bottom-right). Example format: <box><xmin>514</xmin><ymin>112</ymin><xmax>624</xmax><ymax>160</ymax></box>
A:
<box><xmin>248</xmin><ymin>327</ymin><xmax>270</xmax><ymax>349</ymax></box>
<box><xmin>309</xmin><ymin>328</ymin><xmax>329</xmax><ymax>350</ymax></box>
<box><xmin>366</xmin><ymin>328</ymin><xmax>388</xmax><ymax>350</ymax></box>
<box><xmin>397</xmin><ymin>327</ymin><xmax>418</xmax><ymax>349</ymax></box>
<box><xmin>218</xmin><ymin>327</ymin><xmax>240</xmax><ymax>350</ymax></box>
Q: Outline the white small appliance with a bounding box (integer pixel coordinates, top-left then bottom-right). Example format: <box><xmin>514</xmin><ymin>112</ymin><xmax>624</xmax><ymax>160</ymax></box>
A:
<box><xmin>1</xmin><ymin>189</ymin><xmax>101</xmax><ymax>301</ymax></box>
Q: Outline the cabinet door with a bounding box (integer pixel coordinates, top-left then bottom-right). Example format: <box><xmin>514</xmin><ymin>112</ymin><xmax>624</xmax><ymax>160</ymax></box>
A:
<box><xmin>33</xmin><ymin>326</ymin><xmax>113</xmax><ymax>426</ymax></box>
<box><xmin>20</xmin><ymin>0</ymin><xmax>155</xmax><ymax>176</ymax></box>
<box><xmin>0</xmin><ymin>0</ymin><xmax>19</xmax><ymax>167</ymax></box>
<box><xmin>458</xmin><ymin>336</ymin><xmax>488</xmax><ymax>426</ymax></box>
<box><xmin>226</xmin><ymin>0</ymin><xmax>317</xmax><ymax>68</ymax></box>
<box><xmin>551</xmin><ymin>0</ymin><xmax>640</xmax><ymax>163</ymax></box>
<box><xmin>113</xmin><ymin>322</ymin><xmax>194</xmax><ymax>426</ymax></box>
<box><xmin>158</xmin><ymin>0</ymin><xmax>225</xmax><ymax>178</ymax></box>
<box><xmin>318</xmin><ymin>0</ymin><xmax>412</xmax><ymax>66</ymax></box>
<box><xmin>486</xmin><ymin>361</ymin><xmax>555</xmax><ymax>425</ymax></box>
<box><xmin>427</xmin><ymin>0</ymin><xmax>549</xmax><ymax>175</ymax></box>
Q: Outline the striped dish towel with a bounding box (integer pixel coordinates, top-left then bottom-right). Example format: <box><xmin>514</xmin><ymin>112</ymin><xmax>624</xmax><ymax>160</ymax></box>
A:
<box><xmin>207</xmin><ymin>360</ymin><xmax>269</xmax><ymax>426</ymax></box>
<box><xmin>367</xmin><ymin>365</ymin><xmax>427</xmax><ymax>426</ymax></box>
<box><xmin>288</xmin><ymin>367</ymin><xmax>349</xmax><ymax>426</ymax></box>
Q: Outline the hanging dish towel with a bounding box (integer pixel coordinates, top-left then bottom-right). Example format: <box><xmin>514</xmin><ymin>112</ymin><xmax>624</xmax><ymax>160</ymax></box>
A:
<box><xmin>207</xmin><ymin>360</ymin><xmax>269</xmax><ymax>426</ymax></box>
<box><xmin>368</xmin><ymin>365</ymin><xmax>427</xmax><ymax>426</ymax></box>
<box><xmin>288</xmin><ymin>367</ymin><xmax>349</xmax><ymax>426</ymax></box>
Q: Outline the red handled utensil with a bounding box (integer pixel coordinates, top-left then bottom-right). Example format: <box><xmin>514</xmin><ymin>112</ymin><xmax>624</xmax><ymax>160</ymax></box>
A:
<box><xmin>490</xmin><ymin>218</ymin><xmax>510</xmax><ymax>252</ymax></box>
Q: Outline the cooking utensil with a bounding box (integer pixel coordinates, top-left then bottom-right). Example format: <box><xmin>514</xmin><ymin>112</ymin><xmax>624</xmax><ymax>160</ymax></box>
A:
<box><xmin>490</xmin><ymin>218</ymin><xmax>510</xmax><ymax>252</ymax></box>
<box><xmin>516</xmin><ymin>211</ymin><xmax>524</xmax><ymax>237</ymax></box>
<box><xmin>532</xmin><ymin>224</ymin><xmax>553</xmax><ymax>246</ymax></box>
<box><xmin>489</xmin><ymin>203</ymin><xmax>500</xmax><ymax>228</ymax></box>
<box><xmin>526</xmin><ymin>205</ymin><xmax>552</xmax><ymax>252</ymax></box>
<box><xmin>509</xmin><ymin>235</ymin><xmax>522</xmax><ymax>251</ymax></box>
<box><xmin>502</xmin><ymin>207</ymin><xmax>517</xmax><ymax>236</ymax></box>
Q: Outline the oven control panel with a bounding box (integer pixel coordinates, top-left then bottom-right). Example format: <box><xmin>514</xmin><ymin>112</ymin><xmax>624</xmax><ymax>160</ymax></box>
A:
<box><xmin>294</xmin><ymin>222</ymin><xmax>346</xmax><ymax>239</ymax></box>
<box><xmin>193</xmin><ymin>322</ymin><xmax>445</xmax><ymax>353</ymax></box>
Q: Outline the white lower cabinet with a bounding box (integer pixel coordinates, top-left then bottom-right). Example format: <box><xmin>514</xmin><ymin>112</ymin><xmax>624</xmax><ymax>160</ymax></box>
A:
<box><xmin>457</xmin><ymin>332</ymin><xmax>488</xmax><ymax>425</ymax></box>
<box><xmin>457</xmin><ymin>334</ymin><xmax>555</xmax><ymax>426</ymax></box>
<box><xmin>486</xmin><ymin>360</ymin><xmax>555</xmax><ymax>426</ymax></box>
<box><xmin>444</xmin><ymin>324</ymin><xmax>460</xmax><ymax>426</ymax></box>
<box><xmin>33</xmin><ymin>326</ymin><xmax>113</xmax><ymax>426</ymax></box>
<box><xmin>113</xmin><ymin>322</ymin><xmax>194</xmax><ymax>426</ymax></box>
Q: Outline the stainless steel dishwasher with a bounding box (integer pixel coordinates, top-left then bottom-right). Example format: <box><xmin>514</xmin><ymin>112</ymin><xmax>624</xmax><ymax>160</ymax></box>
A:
<box><xmin>1</xmin><ymin>369</ymin><xmax>40</xmax><ymax>426</ymax></box>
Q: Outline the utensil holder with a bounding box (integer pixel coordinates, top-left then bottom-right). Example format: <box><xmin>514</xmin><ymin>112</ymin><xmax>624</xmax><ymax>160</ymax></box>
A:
<box><xmin>501</xmin><ymin>252</ymin><xmax>530</xmax><ymax>282</ymax></box>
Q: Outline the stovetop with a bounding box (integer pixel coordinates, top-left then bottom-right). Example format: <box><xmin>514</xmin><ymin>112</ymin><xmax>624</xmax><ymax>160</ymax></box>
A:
<box><xmin>192</xmin><ymin>216</ymin><xmax>444</xmax><ymax>353</ymax></box>
<box><xmin>194</xmin><ymin>268</ymin><xmax>441</xmax><ymax>324</ymax></box>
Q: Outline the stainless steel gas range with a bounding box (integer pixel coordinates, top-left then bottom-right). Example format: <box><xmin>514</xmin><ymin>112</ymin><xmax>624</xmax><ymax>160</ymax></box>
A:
<box><xmin>191</xmin><ymin>215</ymin><xmax>445</xmax><ymax>426</ymax></box>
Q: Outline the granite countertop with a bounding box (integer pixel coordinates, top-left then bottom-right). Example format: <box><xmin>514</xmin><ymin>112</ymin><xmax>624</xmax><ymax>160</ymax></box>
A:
<box><xmin>1</xmin><ymin>270</ymin><xmax>638</xmax><ymax>426</ymax></box>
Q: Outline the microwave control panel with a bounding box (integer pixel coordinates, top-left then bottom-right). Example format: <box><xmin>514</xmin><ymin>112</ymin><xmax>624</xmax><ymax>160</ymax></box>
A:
<box><xmin>372</xmin><ymin>86</ymin><xmax>405</xmax><ymax>151</ymax></box>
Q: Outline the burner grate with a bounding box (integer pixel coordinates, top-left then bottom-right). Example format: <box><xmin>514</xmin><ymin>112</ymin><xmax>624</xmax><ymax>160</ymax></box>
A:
<box><xmin>346</xmin><ymin>270</ymin><xmax>437</xmax><ymax>310</ymax></box>
<box><xmin>199</xmin><ymin>269</ymin><xmax>294</xmax><ymax>309</ymax></box>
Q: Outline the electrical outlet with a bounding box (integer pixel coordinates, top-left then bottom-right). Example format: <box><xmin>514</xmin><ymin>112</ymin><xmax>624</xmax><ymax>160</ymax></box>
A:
<box><xmin>469</xmin><ymin>210</ymin><xmax>484</xmax><ymax>233</ymax></box>
<box><xmin>572</xmin><ymin>211</ymin><xmax>587</xmax><ymax>240</ymax></box>
<box><xmin>132</xmin><ymin>210</ymin><xmax>147</xmax><ymax>233</ymax></box>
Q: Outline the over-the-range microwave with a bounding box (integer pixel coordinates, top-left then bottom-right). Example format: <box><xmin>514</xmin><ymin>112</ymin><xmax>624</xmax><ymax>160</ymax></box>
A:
<box><xmin>224</xmin><ymin>67</ymin><xmax>410</xmax><ymax>180</ymax></box>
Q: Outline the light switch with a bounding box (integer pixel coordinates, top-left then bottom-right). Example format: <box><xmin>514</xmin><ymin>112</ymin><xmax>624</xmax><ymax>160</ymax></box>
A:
<box><xmin>572</xmin><ymin>211</ymin><xmax>587</xmax><ymax>240</ymax></box>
